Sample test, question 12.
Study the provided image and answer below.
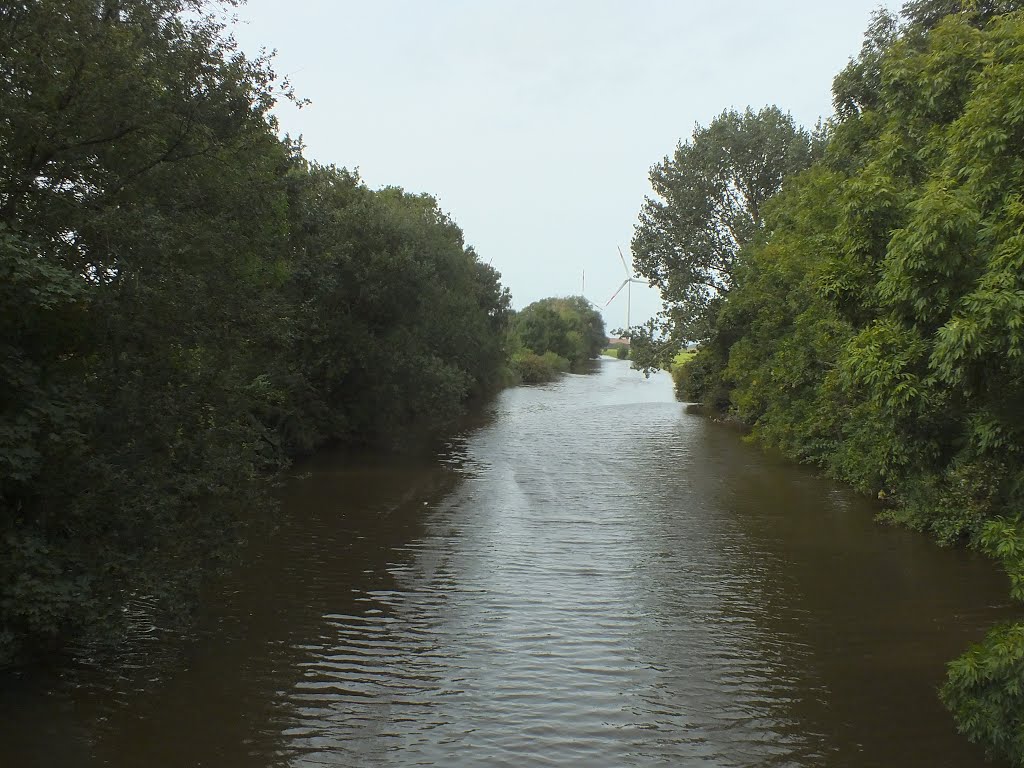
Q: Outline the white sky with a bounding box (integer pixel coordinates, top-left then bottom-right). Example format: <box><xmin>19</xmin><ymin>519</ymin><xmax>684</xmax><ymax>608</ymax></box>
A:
<box><xmin>232</xmin><ymin>0</ymin><xmax>899</xmax><ymax>331</ymax></box>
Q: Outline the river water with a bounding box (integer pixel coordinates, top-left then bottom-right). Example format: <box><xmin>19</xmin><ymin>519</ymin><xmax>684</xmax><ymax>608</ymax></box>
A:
<box><xmin>1</xmin><ymin>359</ymin><xmax>1016</xmax><ymax>767</ymax></box>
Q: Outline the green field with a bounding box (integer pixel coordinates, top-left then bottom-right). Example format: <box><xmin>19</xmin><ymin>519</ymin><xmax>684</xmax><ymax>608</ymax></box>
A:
<box><xmin>672</xmin><ymin>349</ymin><xmax>697</xmax><ymax>369</ymax></box>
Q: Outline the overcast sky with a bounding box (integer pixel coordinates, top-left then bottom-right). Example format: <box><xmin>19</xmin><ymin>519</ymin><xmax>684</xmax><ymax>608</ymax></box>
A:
<box><xmin>232</xmin><ymin>0</ymin><xmax>899</xmax><ymax>330</ymax></box>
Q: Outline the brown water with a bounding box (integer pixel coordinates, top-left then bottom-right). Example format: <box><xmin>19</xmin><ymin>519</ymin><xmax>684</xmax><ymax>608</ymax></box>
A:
<box><xmin>1</xmin><ymin>359</ymin><xmax>1016</xmax><ymax>767</ymax></box>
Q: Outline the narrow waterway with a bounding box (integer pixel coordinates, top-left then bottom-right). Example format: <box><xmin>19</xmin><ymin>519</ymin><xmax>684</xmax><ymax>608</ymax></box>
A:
<box><xmin>1</xmin><ymin>359</ymin><xmax>1015</xmax><ymax>766</ymax></box>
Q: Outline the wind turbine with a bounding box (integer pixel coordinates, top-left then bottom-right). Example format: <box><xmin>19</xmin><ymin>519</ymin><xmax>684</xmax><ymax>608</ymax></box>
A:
<box><xmin>605</xmin><ymin>246</ymin><xmax>646</xmax><ymax>330</ymax></box>
<box><xmin>581</xmin><ymin>268</ymin><xmax>602</xmax><ymax>311</ymax></box>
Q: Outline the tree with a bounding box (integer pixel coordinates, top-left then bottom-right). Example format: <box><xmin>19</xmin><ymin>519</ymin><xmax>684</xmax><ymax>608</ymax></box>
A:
<box><xmin>628</xmin><ymin>107</ymin><xmax>814</xmax><ymax>371</ymax></box>
<box><xmin>273</xmin><ymin>165</ymin><xmax>512</xmax><ymax>449</ymax></box>
<box><xmin>0</xmin><ymin>0</ymin><xmax>514</xmax><ymax>666</ymax></box>
<box><xmin>508</xmin><ymin>296</ymin><xmax>606</xmax><ymax>382</ymax></box>
<box><xmin>901</xmin><ymin>0</ymin><xmax>1024</xmax><ymax>29</ymax></box>
<box><xmin>661</xmin><ymin>6</ymin><xmax>1024</xmax><ymax>761</ymax></box>
<box><xmin>0</xmin><ymin>0</ymin><xmax>298</xmax><ymax>663</ymax></box>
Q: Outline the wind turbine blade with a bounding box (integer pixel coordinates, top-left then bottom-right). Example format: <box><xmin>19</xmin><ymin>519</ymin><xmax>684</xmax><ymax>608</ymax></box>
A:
<box><xmin>617</xmin><ymin>245</ymin><xmax>630</xmax><ymax>277</ymax></box>
<box><xmin>604</xmin><ymin>278</ymin><xmax>630</xmax><ymax>307</ymax></box>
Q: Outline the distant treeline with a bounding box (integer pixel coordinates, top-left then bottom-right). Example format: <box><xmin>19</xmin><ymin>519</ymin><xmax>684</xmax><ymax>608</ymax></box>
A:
<box><xmin>508</xmin><ymin>297</ymin><xmax>607</xmax><ymax>383</ymax></box>
<box><xmin>629</xmin><ymin>1</ymin><xmax>1024</xmax><ymax>762</ymax></box>
<box><xmin>0</xmin><ymin>1</ymin><xmax>511</xmax><ymax>664</ymax></box>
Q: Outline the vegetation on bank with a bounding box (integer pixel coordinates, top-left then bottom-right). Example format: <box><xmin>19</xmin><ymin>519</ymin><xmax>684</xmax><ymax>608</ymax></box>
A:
<box><xmin>602</xmin><ymin>346</ymin><xmax>630</xmax><ymax>359</ymax></box>
<box><xmin>0</xmin><ymin>0</ymin><xmax>511</xmax><ymax>666</ymax></box>
<box><xmin>668</xmin><ymin>349</ymin><xmax>696</xmax><ymax>391</ymax></box>
<box><xmin>507</xmin><ymin>297</ymin><xmax>606</xmax><ymax>383</ymax></box>
<box><xmin>630</xmin><ymin>1</ymin><xmax>1024</xmax><ymax>762</ymax></box>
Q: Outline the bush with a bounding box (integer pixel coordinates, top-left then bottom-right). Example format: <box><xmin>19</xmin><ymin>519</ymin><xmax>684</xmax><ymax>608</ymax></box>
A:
<box><xmin>942</xmin><ymin>622</ymin><xmax>1024</xmax><ymax>765</ymax></box>
<box><xmin>510</xmin><ymin>350</ymin><xmax>570</xmax><ymax>383</ymax></box>
<box><xmin>672</xmin><ymin>347</ymin><xmax>730</xmax><ymax>407</ymax></box>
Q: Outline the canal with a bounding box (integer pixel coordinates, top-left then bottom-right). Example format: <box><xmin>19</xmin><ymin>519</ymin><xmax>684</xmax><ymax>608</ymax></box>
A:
<box><xmin>1</xmin><ymin>359</ymin><xmax>1014</xmax><ymax>766</ymax></box>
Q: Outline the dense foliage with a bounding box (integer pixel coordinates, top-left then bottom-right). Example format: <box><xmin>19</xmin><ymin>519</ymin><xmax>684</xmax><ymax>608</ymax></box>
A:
<box><xmin>643</xmin><ymin>2</ymin><xmax>1024</xmax><ymax>762</ymax></box>
<box><xmin>628</xmin><ymin>107</ymin><xmax>815</xmax><ymax>372</ymax></box>
<box><xmin>273</xmin><ymin>165</ymin><xmax>512</xmax><ymax>452</ymax></box>
<box><xmin>0</xmin><ymin>0</ymin><xmax>510</xmax><ymax>665</ymax></box>
<box><xmin>508</xmin><ymin>296</ymin><xmax>606</xmax><ymax>383</ymax></box>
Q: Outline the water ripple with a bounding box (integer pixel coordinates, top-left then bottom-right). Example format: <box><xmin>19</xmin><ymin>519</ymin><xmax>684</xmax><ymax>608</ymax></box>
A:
<box><xmin>272</xmin><ymin>368</ymin><xmax>828</xmax><ymax>766</ymax></box>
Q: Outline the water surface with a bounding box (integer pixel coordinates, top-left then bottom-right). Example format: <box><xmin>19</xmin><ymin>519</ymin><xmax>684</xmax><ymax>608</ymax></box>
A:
<box><xmin>1</xmin><ymin>359</ymin><xmax>1014</xmax><ymax>766</ymax></box>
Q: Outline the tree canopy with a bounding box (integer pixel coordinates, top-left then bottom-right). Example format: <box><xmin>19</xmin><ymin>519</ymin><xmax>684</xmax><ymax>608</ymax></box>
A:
<box><xmin>628</xmin><ymin>107</ymin><xmax>814</xmax><ymax>371</ymax></box>
<box><xmin>661</xmin><ymin>4</ymin><xmax>1024</xmax><ymax>762</ymax></box>
<box><xmin>508</xmin><ymin>296</ymin><xmax>606</xmax><ymax>382</ymax></box>
<box><xmin>0</xmin><ymin>0</ymin><xmax>511</xmax><ymax>665</ymax></box>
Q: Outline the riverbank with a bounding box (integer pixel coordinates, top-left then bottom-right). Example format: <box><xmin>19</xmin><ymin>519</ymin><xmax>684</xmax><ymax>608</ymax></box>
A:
<box><xmin>643</xmin><ymin>9</ymin><xmax>1024</xmax><ymax>759</ymax></box>
<box><xmin>673</xmin><ymin>350</ymin><xmax>1024</xmax><ymax>765</ymax></box>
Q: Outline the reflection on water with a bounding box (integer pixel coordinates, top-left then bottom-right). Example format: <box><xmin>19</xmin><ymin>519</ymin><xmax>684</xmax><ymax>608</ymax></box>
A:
<box><xmin>0</xmin><ymin>359</ymin><xmax>1015</xmax><ymax>767</ymax></box>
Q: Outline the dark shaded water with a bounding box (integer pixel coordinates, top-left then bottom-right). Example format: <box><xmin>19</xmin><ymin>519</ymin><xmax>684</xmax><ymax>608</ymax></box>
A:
<box><xmin>1</xmin><ymin>359</ymin><xmax>1016</xmax><ymax>766</ymax></box>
